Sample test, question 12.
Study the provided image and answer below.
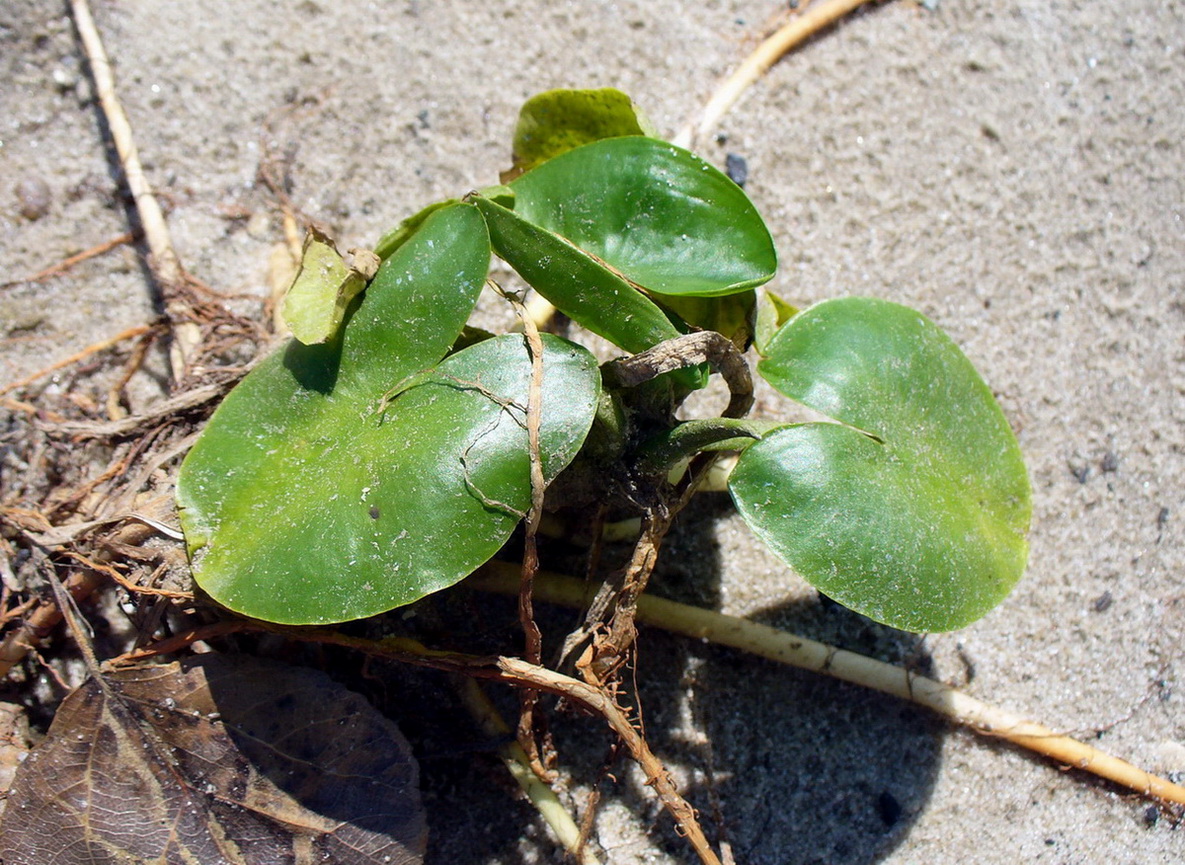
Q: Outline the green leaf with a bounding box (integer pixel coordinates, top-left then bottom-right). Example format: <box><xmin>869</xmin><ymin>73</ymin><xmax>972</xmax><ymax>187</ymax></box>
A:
<box><xmin>729</xmin><ymin>297</ymin><xmax>1031</xmax><ymax>632</ymax></box>
<box><xmin>503</xmin><ymin>88</ymin><xmax>657</xmax><ymax>181</ymax></box>
<box><xmin>282</xmin><ymin>229</ymin><xmax>380</xmax><ymax>345</ymax></box>
<box><xmin>179</xmin><ymin>203</ymin><xmax>603</xmax><ymax>624</ymax></box>
<box><xmin>473</xmin><ymin>137</ymin><xmax>775</xmax><ymax>357</ymax></box>
<box><xmin>373</xmin><ymin>199</ymin><xmax>459</xmax><ymax>260</ymax></box>
<box><xmin>508</xmin><ymin>137</ymin><xmax>776</xmax><ymax>299</ymax></box>
<box><xmin>472</xmin><ymin>194</ymin><xmax>683</xmax><ymax>355</ymax></box>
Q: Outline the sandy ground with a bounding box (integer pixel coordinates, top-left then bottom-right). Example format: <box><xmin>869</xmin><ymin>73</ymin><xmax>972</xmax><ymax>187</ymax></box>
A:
<box><xmin>2</xmin><ymin>1</ymin><xmax>1183</xmax><ymax>862</ymax></box>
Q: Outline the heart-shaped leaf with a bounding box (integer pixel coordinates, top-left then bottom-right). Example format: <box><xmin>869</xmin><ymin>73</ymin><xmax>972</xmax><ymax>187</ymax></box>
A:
<box><xmin>179</xmin><ymin>203</ymin><xmax>602</xmax><ymax>624</ymax></box>
<box><xmin>729</xmin><ymin>297</ymin><xmax>1031</xmax><ymax>632</ymax></box>
<box><xmin>474</xmin><ymin>136</ymin><xmax>776</xmax><ymax>354</ymax></box>
<box><xmin>179</xmin><ymin>330</ymin><xmax>599</xmax><ymax>624</ymax></box>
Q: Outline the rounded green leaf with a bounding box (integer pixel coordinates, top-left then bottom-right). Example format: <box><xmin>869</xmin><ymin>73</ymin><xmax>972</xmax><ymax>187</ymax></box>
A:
<box><xmin>179</xmin><ymin>330</ymin><xmax>599</xmax><ymax>625</ymax></box>
<box><xmin>730</xmin><ymin>297</ymin><xmax>1031</xmax><ymax>632</ymax></box>
<box><xmin>180</xmin><ymin>203</ymin><xmax>604</xmax><ymax>624</ymax></box>
<box><xmin>508</xmin><ymin>137</ymin><xmax>776</xmax><ymax>299</ymax></box>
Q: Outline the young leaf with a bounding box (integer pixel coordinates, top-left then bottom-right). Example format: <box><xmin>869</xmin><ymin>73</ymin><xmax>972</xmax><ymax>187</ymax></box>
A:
<box><xmin>656</xmin><ymin>290</ymin><xmax>757</xmax><ymax>350</ymax></box>
<box><xmin>282</xmin><ymin>228</ymin><xmax>380</xmax><ymax>345</ymax></box>
<box><xmin>502</xmin><ymin>87</ymin><xmax>657</xmax><ymax>180</ymax></box>
<box><xmin>753</xmin><ymin>289</ymin><xmax>799</xmax><ymax>355</ymax></box>
<box><xmin>729</xmin><ymin>297</ymin><xmax>1031</xmax><ymax>632</ymax></box>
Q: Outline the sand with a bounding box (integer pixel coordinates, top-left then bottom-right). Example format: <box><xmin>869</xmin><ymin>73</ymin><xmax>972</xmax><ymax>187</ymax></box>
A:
<box><xmin>1</xmin><ymin>1</ymin><xmax>1182</xmax><ymax>862</ymax></box>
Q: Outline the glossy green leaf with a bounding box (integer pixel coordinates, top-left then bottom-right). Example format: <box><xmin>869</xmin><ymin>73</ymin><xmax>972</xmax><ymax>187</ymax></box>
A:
<box><xmin>473</xmin><ymin>137</ymin><xmax>775</xmax><ymax>356</ymax></box>
<box><xmin>373</xmin><ymin>199</ymin><xmax>459</xmax><ymax>261</ymax></box>
<box><xmin>503</xmin><ymin>88</ymin><xmax>657</xmax><ymax>180</ymax></box>
<box><xmin>178</xmin><ymin>203</ymin><xmax>588</xmax><ymax>624</ymax></box>
<box><xmin>282</xmin><ymin>229</ymin><xmax>380</xmax><ymax>345</ymax></box>
<box><xmin>472</xmin><ymin>193</ymin><xmax>683</xmax><ymax>355</ymax></box>
<box><xmin>507</xmin><ymin>136</ymin><xmax>775</xmax><ymax>299</ymax></box>
<box><xmin>730</xmin><ymin>297</ymin><xmax>1031</xmax><ymax>632</ymax></box>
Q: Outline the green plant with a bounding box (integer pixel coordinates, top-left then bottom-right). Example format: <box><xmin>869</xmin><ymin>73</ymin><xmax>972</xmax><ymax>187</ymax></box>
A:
<box><xmin>176</xmin><ymin>88</ymin><xmax>1030</xmax><ymax>634</ymax></box>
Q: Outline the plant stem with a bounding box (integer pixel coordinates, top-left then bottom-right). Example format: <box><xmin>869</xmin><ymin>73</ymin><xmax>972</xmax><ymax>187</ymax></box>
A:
<box><xmin>472</xmin><ymin>563</ymin><xmax>1185</xmax><ymax>808</ymax></box>
<box><xmin>454</xmin><ymin>676</ymin><xmax>602</xmax><ymax>864</ymax></box>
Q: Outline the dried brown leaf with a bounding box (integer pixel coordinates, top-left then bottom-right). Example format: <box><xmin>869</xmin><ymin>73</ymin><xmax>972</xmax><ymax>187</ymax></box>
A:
<box><xmin>0</xmin><ymin>654</ymin><xmax>425</xmax><ymax>864</ymax></box>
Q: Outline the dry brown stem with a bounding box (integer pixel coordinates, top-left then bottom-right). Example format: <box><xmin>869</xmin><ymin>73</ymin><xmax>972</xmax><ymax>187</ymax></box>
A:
<box><xmin>0</xmin><ymin>325</ymin><xmax>153</xmax><ymax>398</ymax></box>
<box><xmin>0</xmin><ymin>231</ymin><xmax>136</xmax><ymax>289</ymax></box>
<box><xmin>71</xmin><ymin>0</ymin><xmax>201</xmax><ymax>380</ymax></box>
<box><xmin>501</xmin><ymin>287</ymin><xmax>553</xmax><ymax>781</ymax></box>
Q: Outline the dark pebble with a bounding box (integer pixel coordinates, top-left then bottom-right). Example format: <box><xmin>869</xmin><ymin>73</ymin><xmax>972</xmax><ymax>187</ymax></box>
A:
<box><xmin>725</xmin><ymin>152</ymin><xmax>749</xmax><ymax>187</ymax></box>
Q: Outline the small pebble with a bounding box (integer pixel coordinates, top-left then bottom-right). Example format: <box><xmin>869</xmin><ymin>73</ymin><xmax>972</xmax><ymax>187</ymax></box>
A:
<box><xmin>725</xmin><ymin>152</ymin><xmax>749</xmax><ymax>188</ymax></box>
<box><xmin>52</xmin><ymin>66</ymin><xmax>78</xmax><ymax>91</ymax></box>
<box><xmin>1101</xmin><ymin>450</ymin><xmax>1120</xmax><ymax>473</ymax></box>
<box><xmin>15</xmin><ymin>177</ymin><xmax>52</xmax><ymax>220</ymax></box>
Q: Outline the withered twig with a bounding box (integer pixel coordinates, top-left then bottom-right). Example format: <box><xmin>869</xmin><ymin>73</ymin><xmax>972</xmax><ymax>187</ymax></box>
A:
<box><xmin>0</xmin><ymin>324</ymin><xmax>153</xmax><ymax>398</ymax></box>
<box><xmin>71</xmin><ymin>0</ymin><xmax>201</xmax><ymax>380</ymax></box>
<box><xmin>0</xmin><ymin>567</ymin><xmax>105</xmax><ymax>680</ymax></box>
<box><xmin>0</xmin><ymin>231</ymin><xmax>136</xmax><ymax>289</ymax></box>
<box><xmin>61</xmin><ymin>552</ymin><xmax>192</xmax><ymax>601</ymax></box>
<box><xmin>44</xmin><ymin>378</ymin><xmax>241</xmax><ymax>440</ymax></box>
<box><xmin>602</xmin><ymin>331</ymin><xmax>753</xmax><ymax>419</ymax></box>
<box><xmin>475</xmin><ymin>563</ymin><xmax>1185</xmax><ymax>810</ymax></box>
<box><xmin>0</xmin><ymin>520</ymin><xmax>171</xmax><ymax>678</ymax></box>
<box><xmin>496</xmin><ymin>284</ymin><xmax>553</xmax><ymax>781</ymax></box>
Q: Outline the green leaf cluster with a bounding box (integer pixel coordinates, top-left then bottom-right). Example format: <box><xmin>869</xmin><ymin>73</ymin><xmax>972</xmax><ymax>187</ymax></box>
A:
<box><xmin>177</xmin><ymin>88</ymin><xmax>1030</xmax><ymax>632</ymax></box>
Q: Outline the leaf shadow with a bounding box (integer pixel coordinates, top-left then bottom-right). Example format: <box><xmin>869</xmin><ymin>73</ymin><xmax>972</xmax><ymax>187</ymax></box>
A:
<box><xmin>621</xmin><ymin>492</ymin><xmax>945</xmax><ymax>865</ymax></box>
<box><xmin>282</xmin><ymin>330</ymin><xmax>344</xmax><ymax>394</ymax></box>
